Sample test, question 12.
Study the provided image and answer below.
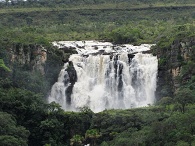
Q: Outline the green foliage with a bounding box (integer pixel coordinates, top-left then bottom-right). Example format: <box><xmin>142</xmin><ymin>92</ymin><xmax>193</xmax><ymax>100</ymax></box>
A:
<box><xmin>174</xmin><ymin>88</ymin><xmax>195</xmax><ymax>113</ymax></box>
<box><xmin>181</xmin><ymin>61</ymin><xmax>195</xmax><ymax>76</ymax></box>
<box><xmin>12</xmin><ymin>68</ymin><xmax>50</xmax><ymax>95</ymax></box>
<box><xmin>0</xmin><ymin>88</ymin><xmax>45</xmax><ymax>123</ymax></box>
<box><xmin>0</xmin><ymin>112</ymin><xmax>29</xmax><ymax>146</ymax></box>
<box><xmin>158</xmin><ymin>97</ymin><xmax>173</xmax><ymax>111</ymax></box>
<box><xmin>158</xmin><ymin>96</ymin><xmax>173</xmax><ymax>105</ymax></box>
<box><xmin>0</xmin><ymin>85</ymin><xmax>195</xmax><ymax>146</ymax></box>
<box><xmin>39</xmin><ymin>118</ymin><xmax>64</xmax><ymax>146</ymax></box>
<box><xmin>85</xmin><ymin>129</ymin><xmax>101</xmax><ymax>139</ymax></box>
<box><xmin>0</xmin><ymin>59</ymin><xmax>11</xmax><ymax>72</ymax></box>
<box><xmin>176</xmin><ymin>141</ymin><xmax>190</xmax><ymax>146</ymax></box>
<box><xmin>70</xmin><ymin>135</ymin><xmax>84</xmax><ymax>146</ymax></box>
<box><xmin>0</xmin><ymin>4</ymin><xmax>194</xmax><ymax>44</ymax></box>
<box><xmin>0</xmin><ymin>1</ymin><xmax>195</xmax><ymax>146</ymax></box>
<box><xmin>104</xmin><ymin>26</ymin><xmax>142</xmax><ymax>44</ymax></box>
<box><xmin>158</xmin><ymin>57</ymin><xmax>167</xmax><ymax>66</ymax></box>
<box><xmin>157</xmin><ymin>36</ymin><xmax>173</xmax><ymax>49</ymax></box>
<box><xmin>85</xmin><ymin>129</ymin><xmax>101</xmax><ymax>146</ymax></box>
<box><xmin>0</xmin><ymin>0</ymin><xmax>195</xmax><ymax>9</ymax></box>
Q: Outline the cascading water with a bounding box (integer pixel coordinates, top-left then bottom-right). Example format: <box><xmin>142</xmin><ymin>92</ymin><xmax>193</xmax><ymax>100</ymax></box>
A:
<box><xmin>48</xmin><ymin>41</ymin><xmax>158</xmax><ymax>112</ymax></box>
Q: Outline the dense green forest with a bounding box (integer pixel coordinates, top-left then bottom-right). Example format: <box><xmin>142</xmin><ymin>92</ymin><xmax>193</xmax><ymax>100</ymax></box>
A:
<box><xmin>0</xmin><ymin>0</ymin><xmax>195</xmax><ymax>146</ymax></box>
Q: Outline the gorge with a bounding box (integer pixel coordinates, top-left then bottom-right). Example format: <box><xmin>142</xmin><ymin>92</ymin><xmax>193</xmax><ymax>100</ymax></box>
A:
<box><xmin>1</xmin><ymin>1</ymin><xmax>195</xmax><ymax>145</ymax></box>
<box><xmin>48</xmin><ymin>41</ymin><xmax>158</xmax><ymax>112</ymax></box>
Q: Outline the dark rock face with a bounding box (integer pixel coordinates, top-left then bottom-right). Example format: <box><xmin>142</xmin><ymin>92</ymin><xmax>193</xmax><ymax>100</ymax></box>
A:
<box><xmin>60</xmin><ymin>46</ymin><xmax>77</xmax><ymax>54</ymax></box>
<box><xmin>9</xmin><ymin>43</ymin><xmax>47</xmax><ymax>74</ymax></box>
<box><xmin>155</xmin><ymin>37</ymin><xmax>195</xmax><ymax>99</ymax></box>
<box><xmin>6</xmin><ymin>43</ymin><xmax>67</xmax><ymax>96</ymax></box>
<box><xmin>65</xmin><ymin>61</ymin><xmax>77</xmax><ymax>104</ymax></box>
<box><xmin>127</xmin><ymin>54</ymin><xmax>135</xmax><ymax>64</ymax></box>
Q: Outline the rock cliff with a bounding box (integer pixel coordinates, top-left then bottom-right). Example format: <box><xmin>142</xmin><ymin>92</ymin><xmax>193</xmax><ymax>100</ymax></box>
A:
<box><xmin>155</xmin><ymin>37</ymin><xmax>195</xmax><ymax>99</ymax></box>
<box><xmin>4</xmin><ymin>37</ymin><xmax>195</xmax><ymax>101</ymax></box>
<box><xmin>2</xmin><ymin>43</ymin><xmax>66</xmax><ymax>96</ymax></box>
<box><xmin>9</xmin><ymin>43</ymin><xmax>47</xmax><ymax>75</ymax></box>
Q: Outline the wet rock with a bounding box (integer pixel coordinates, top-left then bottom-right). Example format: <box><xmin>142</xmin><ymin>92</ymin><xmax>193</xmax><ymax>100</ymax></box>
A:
<box><xmin>65</xmin><ymin>61</ymin><xmax>77</xmax><ymax>104</ymax></box>
<box><xmin>127</xmin><ymin>54</ymin><xmax>135</xmax><ymax>63</ymax></box>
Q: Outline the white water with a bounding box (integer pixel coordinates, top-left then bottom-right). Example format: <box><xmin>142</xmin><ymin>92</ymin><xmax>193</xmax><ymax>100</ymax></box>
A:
<box><xmin>48</xmin><ymin>41</ymin><xmax>158</xmax><ymax>112</ymax></box>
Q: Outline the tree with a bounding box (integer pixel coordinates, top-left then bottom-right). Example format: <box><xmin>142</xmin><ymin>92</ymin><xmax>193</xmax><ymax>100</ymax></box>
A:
<box><xmin>85</xmin><ymin>129</ymin><xmax>101</xmax><ymax>146</ymax></box>
<box><xmin>176</xmin><ymin>141</ymin><xmax>190</xmax><ymax>146</ymax></box>
<box><xmin>174</xmin><ymin>88</ymin><xmax>195</xmax><ymax>113</ymax></box>
<box><xmin>158</xmin><ymin>96</ymin><xmax>173</xmax><ymax>111</ymax></box>
<box><xmin>39</xmin><ymin>118</ymin><xmax>64</xmax><ymax>146</ymax></box>
<box><xmin>70</xmin><ymin>134</ymin><xmax>84</xmax><ymax>146</ymax></box>
<box><xmin>26</xmin><ymin>17</ymin><xmax>33</xmax><ymax>26</ymax></box>
<box><xmin>0</xmin><ymin>112</ymin><xmax>29</xmax><ymax>146</ymax></box>
<box><xmin>158</xmin><ymin>97</ymin><xmax>173</xmax><ymax>106</ymax></box>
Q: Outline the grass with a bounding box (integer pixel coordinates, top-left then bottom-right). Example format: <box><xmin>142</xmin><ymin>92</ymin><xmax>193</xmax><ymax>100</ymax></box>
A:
<box><xmin>0</xmin><ymin>3</ymin><xmax>195</xmax><ymax>14</ymax></box>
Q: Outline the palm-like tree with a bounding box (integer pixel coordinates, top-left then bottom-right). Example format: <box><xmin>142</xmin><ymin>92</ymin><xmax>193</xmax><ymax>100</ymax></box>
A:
<box><xmin>85</xmin><ymin>129</ymin><xmax>101</xmax><ymax>146</ymax></box>
<box><xmin>70</xmin><ymin>134</ymin><xmax>84</xmax><ymax>146</ymax></box>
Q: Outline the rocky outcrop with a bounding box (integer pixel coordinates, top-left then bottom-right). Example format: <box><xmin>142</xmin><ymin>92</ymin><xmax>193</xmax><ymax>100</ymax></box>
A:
<box><xmin>155</xmin><ymin>37</ymin><xmax>195</xmax><ymax>99</ymax></box>
<box><xmin>65</xmin><ymin>61</ymin><xmax>77</xmax><ymax>104</ymax></box>
<box><xmin>9</xmin><ymin>43</ymin><xmax>47</xmax><ymax>75</ymax></box>
<box><xmin>60</xmin><ymin>46</ymin><xmax>77</xmax><ymax>54</ymax></box>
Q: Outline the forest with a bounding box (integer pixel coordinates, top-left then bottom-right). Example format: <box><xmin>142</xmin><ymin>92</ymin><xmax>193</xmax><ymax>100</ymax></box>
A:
<box><xmin>0</xmin><ymin>0</ymin><xmax>195</xmax><ymax>146</ymax></box>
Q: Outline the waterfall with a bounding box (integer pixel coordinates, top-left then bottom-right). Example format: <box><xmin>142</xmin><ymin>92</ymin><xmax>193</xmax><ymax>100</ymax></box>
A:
<box><xmin>48</xmin><ymin>41</ymin><xmax>158</xmax><ymax>112</ymax></box>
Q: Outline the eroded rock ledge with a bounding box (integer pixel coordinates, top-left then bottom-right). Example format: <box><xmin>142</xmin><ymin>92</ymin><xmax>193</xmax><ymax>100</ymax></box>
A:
<box><xmin>155</xmin><ymin>37</ymin><xmax>195</xmax><ymax>99</ymax></box>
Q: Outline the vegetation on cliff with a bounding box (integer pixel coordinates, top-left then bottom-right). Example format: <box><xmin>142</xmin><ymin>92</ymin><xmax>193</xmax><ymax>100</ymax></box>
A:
<box><xmin>0</xmin><ymin>0</ymin><xmax>195</xmax><ymax>145</ymax></box>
